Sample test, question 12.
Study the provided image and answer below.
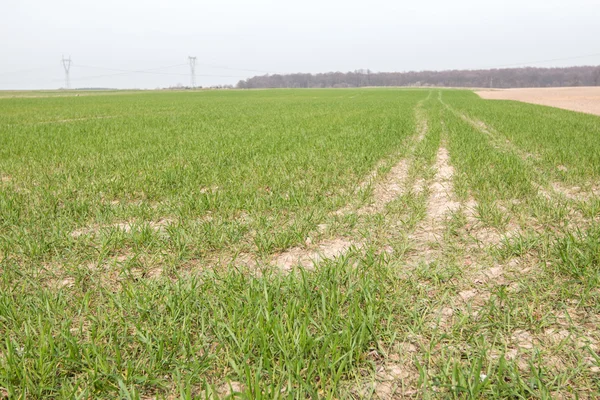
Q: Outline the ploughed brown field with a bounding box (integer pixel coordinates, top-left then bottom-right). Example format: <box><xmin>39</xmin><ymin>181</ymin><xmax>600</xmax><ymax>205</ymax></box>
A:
<box><xmin>476</xmin><ymin>86</ymin><xmax>600</xmax><ymax>116</ymax></box>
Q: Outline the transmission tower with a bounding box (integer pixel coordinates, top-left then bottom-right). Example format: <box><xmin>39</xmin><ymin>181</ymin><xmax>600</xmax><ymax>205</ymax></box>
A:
<box><xmin>188</xmin><ymin>56</ymin><xmax>197</xmax><ymax>88</ymax></box>
<box><xmin>61</xmin><ymin>55</ymin><xmax>72</xmax><ymax>89</ymax></box>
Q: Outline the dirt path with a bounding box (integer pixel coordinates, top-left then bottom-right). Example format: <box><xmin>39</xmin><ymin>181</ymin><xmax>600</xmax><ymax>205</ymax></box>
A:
<box><xmin>355</xmin><ymin>101</ymin><xmax>429</xmax><ymax>215</ymax></box>
<box><xmin>476</xmin><ymin>87</ymin><xmax>600</xmax><ymax>116</ymax></box>
<box><xmin>368</xmin><ymin>92</ymin><xmax>600</xmax><ymax>398</ymax></box>
<box><xmin>445</xmin><ymin>103</ymin><xmax>599</xmax><ymax>205</ymax></box>
<box><xmin>273</xmin><ymin>99</ymin><xmax>431</xmax><ymax>271</ymax></box>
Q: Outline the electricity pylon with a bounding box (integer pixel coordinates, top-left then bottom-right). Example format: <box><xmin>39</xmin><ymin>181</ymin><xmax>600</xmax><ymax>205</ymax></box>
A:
<box><xmin>188</xmin><ymin>56</ymin><xmax>197</xmax><ymax>88</ymax></box>
<box><xmin>61</xmin><ymin>55</ymin><xmax>72</xmax><ymax>89</ymax></box>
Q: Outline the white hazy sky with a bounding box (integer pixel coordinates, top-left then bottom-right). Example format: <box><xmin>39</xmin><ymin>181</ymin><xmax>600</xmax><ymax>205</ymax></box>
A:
<box><xmin>1</xmin><ymin>0</ymin><xmax>599</xmax><ymax>90</ymax></box>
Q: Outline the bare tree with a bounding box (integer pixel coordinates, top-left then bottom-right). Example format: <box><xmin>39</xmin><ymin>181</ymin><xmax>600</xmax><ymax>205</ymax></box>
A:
<box><xmin>237</xmin><ymin>65</ymin><xmax>600</xmax><ymax>89</ymax></box>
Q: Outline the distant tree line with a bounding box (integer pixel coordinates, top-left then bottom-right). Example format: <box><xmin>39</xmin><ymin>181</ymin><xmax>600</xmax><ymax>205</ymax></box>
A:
<box><xmin>237</xmin><ymin>66</ymin><xmax>600</xmax><ymax>89</ymax></box>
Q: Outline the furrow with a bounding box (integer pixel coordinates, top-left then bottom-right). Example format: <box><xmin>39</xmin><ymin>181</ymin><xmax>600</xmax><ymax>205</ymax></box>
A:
<box><xmin>275</xmin><ymin>98</ymin><xmax>431</xmax><ymax>271</ymax></box>
<box><xmin>405</xmin><ymin>145</ymin><xmax>460</xmax><ymax>264</ymax></box>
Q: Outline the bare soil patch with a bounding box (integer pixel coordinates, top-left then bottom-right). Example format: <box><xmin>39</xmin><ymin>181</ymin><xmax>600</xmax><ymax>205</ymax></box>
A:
<box><xmin>463</xmin><ymin>197</ymin><xmax>521</xmax><ymax>246</ymax></box>
<box><xmin>357</xmin><ymin>160</ymin><xmax>410</xmax><ymax>215</ymax></box>
<box><xmin>551</xmin><ymin>182</ymin><xmax>600</xmax><ymax>201</ymax></box>
<box><xmin>271</xmin><ymin>238</ymin><xmax>357</xmax><ymax>271</ymax></box>
<box><xmin>217</xmin><ymin>381</ymin><xmax>244</xmax><ymax>397</ymax></box>
<box><xmin>209</xmin><ymin>237</ymin><xmax>357</xmax><ymax>274</ymax></box>
<box><xmin>476</xmin><ymin>87</ymin><xmax>600</xmax><ymax>116</ymax></box>
<box><xmin>38</xmin><ymin>115</ymin><xmax>118</xmax><ymax>124</ymax></box>
<box><xmin>70</xmin><ymin>218</ymin><xmax>174</xmax><ymax>238</ymax></box>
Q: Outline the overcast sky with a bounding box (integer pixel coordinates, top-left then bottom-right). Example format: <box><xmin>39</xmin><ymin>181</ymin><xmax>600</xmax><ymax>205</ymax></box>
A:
<box><xmin>1</xmin><ymin>0</ymin><xmax>599</xmax><ymax>90</ymax></box>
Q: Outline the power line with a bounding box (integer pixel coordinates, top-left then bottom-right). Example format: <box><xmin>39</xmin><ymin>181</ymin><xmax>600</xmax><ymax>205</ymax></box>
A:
<box><xmin>0</xmin><ymin>60</ymin><xmax>278</xmax><ymax>87</ymax></box>
<box><xmin>73</xmin><ymin>63</ymin><xmax>188</xmax><ymax>73</ymax></box>
<box><xmin>62</xmin><ymin>68</ymin><xmax>247</xmax><ymax>83</ymax></box>
<box><xmin>195</xmin><ymin>62</ymin><xmax>279</xmax><ymax>75</ymax></box>
<box><xmin>0</xmin><ymin>61</ymin><xmax>247</xmax><ymax>85</ymax></box>
<box><xmin>0</xmin><ymin>67</ymin><xmax>53</xmax><ymax>77</ymax></box>
<box><xmin>67</xmin><ymin>63</ymin><xmax>189</xmax><ymax>81</ymax></box>
<box><xmin>67</xmin><ymin>61</ymin><xmax>278</xmax><ymax>76</ymax></box>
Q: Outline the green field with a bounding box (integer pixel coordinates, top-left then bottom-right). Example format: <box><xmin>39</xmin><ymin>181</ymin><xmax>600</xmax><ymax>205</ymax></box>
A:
<box><xmin>1</xmin><ymin>89</ymin><xmax>599</xmax><ymax>399</ymax></box>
